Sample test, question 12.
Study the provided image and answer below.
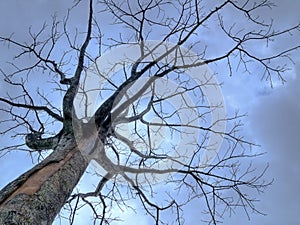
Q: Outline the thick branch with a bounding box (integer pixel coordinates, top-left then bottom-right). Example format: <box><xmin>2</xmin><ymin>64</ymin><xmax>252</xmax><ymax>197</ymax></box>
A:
<box><xmin>62</xmin><ymin>0</ymin><xmax>93</xmax><ymax>122</ymax></box>
<box><xmin>25</xmin><ymin>130</ymin><xmax>63</xmax><ymax>150</ymax></box>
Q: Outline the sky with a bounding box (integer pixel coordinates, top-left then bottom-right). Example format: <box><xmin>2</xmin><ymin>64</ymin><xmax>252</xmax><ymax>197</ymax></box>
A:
<box><xmin>0</xmin><ymin>0</ymin><xmax>299</xmax><ymax>225</ymax></box>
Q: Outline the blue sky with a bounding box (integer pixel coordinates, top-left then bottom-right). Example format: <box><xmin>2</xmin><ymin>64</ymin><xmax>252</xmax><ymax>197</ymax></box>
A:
<box><xmin>0</xmin><ymin>1</ymin><xmax>299</xmax><ymax>224</ymax></box>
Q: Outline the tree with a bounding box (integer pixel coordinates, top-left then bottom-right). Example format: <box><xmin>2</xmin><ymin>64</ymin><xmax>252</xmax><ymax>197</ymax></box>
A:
<box><xmin>0</xmin><ymin>0</ymin><xmax>299</xmax><ymax>224</ymax></box>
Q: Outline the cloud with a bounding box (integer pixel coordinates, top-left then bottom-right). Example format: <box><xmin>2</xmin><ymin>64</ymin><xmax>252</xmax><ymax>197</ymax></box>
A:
<box><xmin>250</xmin><ymin>66</ymin><xmax>300</xmax><ymax>162</ymax></box>
<box><xmin>247</xmin><ymin>65</ymin><xmax>300</xmax><ymax>225</ymax></box>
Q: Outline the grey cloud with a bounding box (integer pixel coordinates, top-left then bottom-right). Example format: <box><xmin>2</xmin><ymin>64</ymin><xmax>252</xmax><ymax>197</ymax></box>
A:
<box><xmin>250</xmin><ymin>67</ymin><xmax>300</xmax><ymax>162</ymax></box>
<box><xmin>248</xmin><ymin>65</ymin><xmax>300</xmax><ymax>225</ymax></box>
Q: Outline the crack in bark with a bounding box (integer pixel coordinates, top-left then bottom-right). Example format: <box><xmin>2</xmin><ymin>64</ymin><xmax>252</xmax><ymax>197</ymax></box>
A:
<box><xmin>0</xmin><ymin>150</ymin><xmax>76</xmax><ymax>206</ymax></box>
<box><xmin>0</xmin><ymin>133</ymin><xmax>74</xmax><ymax>206</ymax></box>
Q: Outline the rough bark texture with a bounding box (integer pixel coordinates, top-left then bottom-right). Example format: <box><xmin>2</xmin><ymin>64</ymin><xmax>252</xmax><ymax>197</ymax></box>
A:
<box><xmin>0</xmin><ymin>134</ymin><xmax>88</xmax><ymax>225</ymax></box>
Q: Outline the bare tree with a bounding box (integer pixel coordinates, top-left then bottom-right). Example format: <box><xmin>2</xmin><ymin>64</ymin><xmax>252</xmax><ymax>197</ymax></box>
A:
<box><xmin>0</xmin><ymin>0</ymin><xmax>299</xmax><ymax>224</ymax></box>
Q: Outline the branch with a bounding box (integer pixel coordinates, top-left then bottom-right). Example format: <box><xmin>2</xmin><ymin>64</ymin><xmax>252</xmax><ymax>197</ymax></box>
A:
<box><xmin>0</xmin><ymin>97</ymin><xmax>63</xmax><ymax>122</ymax></box>
<box><xmin>25</xmin><ymin>130</ymin><xmax>62</xmax><ymax>150</ymax></box>
<box><xmin>62</xmin><ymin>0</ymin><xmax>93</xmax><ymax>122</ymax></box>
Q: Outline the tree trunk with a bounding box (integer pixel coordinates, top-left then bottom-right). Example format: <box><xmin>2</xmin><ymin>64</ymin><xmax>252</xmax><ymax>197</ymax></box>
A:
<box><xmin>0</xmin><ymin>133</ymin><xmax>88</xmax><ymax>225</ymax></box>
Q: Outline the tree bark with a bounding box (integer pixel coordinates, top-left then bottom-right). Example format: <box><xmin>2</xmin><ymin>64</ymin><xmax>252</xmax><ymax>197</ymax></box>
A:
<box><xmin>0</xmin><ymin>133</ymin><xmax>88</xmax><ymax>225</ymax></box>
